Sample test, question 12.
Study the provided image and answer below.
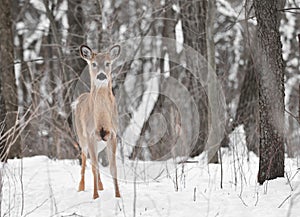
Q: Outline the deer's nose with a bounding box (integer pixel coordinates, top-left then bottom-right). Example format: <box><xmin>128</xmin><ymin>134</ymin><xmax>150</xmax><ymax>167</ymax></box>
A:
<box><xmin>97</xmin><ymin>73</ymin><xmax>107</xmax><ymax>81</ymax></box>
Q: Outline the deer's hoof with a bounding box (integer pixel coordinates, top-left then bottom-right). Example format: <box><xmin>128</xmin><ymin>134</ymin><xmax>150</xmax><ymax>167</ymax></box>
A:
<box><xmin>93</xmin><ymin>193</ymin><xmax>99</xmax><ymax>199</ymax></box>
<box><xmin>78</xmin><ymin>181</ymin><xmax>85</xmax><ymax>192</ymax></box>
<box><xmin>98</xmin><ymin>182</ymin><xmax>104</xmax><ymax>191</ymax></box>
<box><xmin>115</xmin><ymin>192</ymin><xmax>121</xmax><ymax>198</ymax></box>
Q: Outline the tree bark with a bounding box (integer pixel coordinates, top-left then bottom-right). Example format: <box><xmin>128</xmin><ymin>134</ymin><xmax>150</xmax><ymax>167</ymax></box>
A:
<box><xmin>180</xmin><ymin>0</ymin><xmax>210</xmax><ymax>159</ymax></box>
<box><xmin>0</xmin><ymin>0</ymin><xmax>21</xmax><ymax>160</ymax></box>
<box><xmin>254</xmin><ymin>0</ymin><xmax>285</xmax><ymax>184</ymax></box>
<box><xmin>235</xmin><ymin>57</ymin><xmax>259</xmax><ymax>154</ymax></box>
<box><xmin>67</xmin><ymin>0</ymin><xmax>86</xmax><ymax>77</ymax></box>
<box><xmin>206</xmin><ymin>0</ymin><xmax>219</xmax><ymax>163</ymax></box>
<box><xmin>0</xmin><ymin>61</ymin><xmax>6</xmax><ymax>161</ymax></box>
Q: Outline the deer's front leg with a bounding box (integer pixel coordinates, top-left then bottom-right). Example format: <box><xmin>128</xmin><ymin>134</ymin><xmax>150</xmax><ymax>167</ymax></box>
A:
<box><xmin>107</xmin><ymin>136</ymin><xmax>121</xmax><ymax>198</ymax></box>
<box><xmin>89</xmin><ymin>146</ymin><xmax>99</xmax><ymax>199</ymax></box>
<box><xmin>97</xmin><ymin>169</ymin><xmax>104</xmax><ymax>190</ymax></box>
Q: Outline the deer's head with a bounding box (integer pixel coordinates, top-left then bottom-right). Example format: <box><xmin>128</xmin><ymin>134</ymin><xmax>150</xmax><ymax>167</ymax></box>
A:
<box><xmin>79</xmin><ymin>44</ymin><xmax>121</xmax><ymax>89</ymax></box>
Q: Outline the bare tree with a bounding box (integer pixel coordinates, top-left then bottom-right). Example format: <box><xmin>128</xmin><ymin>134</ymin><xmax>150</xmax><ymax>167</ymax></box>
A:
<box><xmin>233</xmin><ymin>3</ymin><xmax>259</xmax><ymax>156</ymax></box>
<box><xmin>0</xmin><ymin>56</ymin><xmax>6</xmax><ymax>161</ymax></box>
<box><xmin>254</xmin><ymin>0</ymin><xmax>285</xmax><ymax>184</ymax></box>
<box><xmin>67</xmin><ymin>0</ymin><xmax>86</xmax><ymax>82</ymax></box>
<box><xmin>64</xmin><ymin>0</ymin><xmax>87</xmax><ymax>162</ymax></box>
<box><xmin>180</xmin><ymin>0</ymin><xmax>209</xmax><ymax>158</ymax></box>
<box><xmin>206</xmin><ymin>0</ymin><xmax>219</xmax><ymax>163</ymax></box>
<box><xmin>235</xmin><ymin>55</ymin><xmax>259</xmax><ymax>155</ymax></box>
<box><xmin>130</xmin><ymin>1</ymin><xmax>178</xmax><ymax>160</ymax></box>
<box><xmin>0</xmin><ymin>0</ymin><xmax>20</xmax><ymax>160</ymax></box>
<box><xmin>2</xmin><ymin>0</ymin><xmax>298</xmax><ymax>166</ymax></box>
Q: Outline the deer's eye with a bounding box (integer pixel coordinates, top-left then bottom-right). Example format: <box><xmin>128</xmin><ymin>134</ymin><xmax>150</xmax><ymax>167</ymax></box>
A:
<box><xmin>92</xmin><ymin>62</ymin><xmax>97</xmax><ymax>68</ymax></box>
<box><xmin>105</xmin><ymin>62</ymin><xmax>110</xmax><ymax>67</ymax></box>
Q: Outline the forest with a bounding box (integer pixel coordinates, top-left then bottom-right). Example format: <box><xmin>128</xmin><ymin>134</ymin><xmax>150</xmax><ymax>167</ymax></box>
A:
<box><xmin>0</xmin><ymin>0</ymin><xmax>299</xmax><ymax>216</ymax></box>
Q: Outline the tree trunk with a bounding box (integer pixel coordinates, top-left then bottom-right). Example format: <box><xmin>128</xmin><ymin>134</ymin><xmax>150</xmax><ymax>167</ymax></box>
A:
<box><xmin>0</xmin><ymin>0</ymin><xmax>21</xmax><ymax>160</ymax></box>
<box><xmin>67</xmin><ymin>0</ymin><xmax>86</xmax><ymax>77</ymax></box>
<box><xmin>180</xmin><ymin>0</ymin><xmax>210</xmax><ymax>159</ymax></box>
<box><xmin>206</xmin><ymin>0</ymin><xmax>219</xmax><ymax>163</ymax></box>
<box><xmin>254</xmin><ymin>0</ymin><xmax>285</xmax><ymax>184</ymax></box>
<box><xmin>67</xmin><ymin>0</ymin><xmax>86</xmax><ymax>135</ymax></box>
<box><xmin>130</xmin><ymin>3</ymin><xmax>177</xmax><ymax>160</ymax></box>
<box><xmin>235</xmin><ymin>57</ymin><xmax>259</xmax><ymax>154</ymax></box>
<box><xmin>0</xmin><ymin>62</ymin><xmax>6</xmax><ymax>161</ymax></box>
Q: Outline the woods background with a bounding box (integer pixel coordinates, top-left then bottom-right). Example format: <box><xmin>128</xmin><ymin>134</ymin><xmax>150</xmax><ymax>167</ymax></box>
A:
<box><xmin>0</xmin><ymin>0</ymin><xmax>299</xmax><ymax>173</ymax></box>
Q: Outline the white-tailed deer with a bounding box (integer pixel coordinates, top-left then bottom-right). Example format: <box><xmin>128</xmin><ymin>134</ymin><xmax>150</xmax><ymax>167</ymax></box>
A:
<box><xmin>73</xmin><ymin>44</ymin><xmax>121</xmax><ymax>199</ymax></box>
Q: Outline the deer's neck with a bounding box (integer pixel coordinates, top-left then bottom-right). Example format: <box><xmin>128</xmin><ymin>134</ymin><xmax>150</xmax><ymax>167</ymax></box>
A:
<box><xmin>89</xmin><ymin>83</ymin><xmax>114</xmax><ymax>118</ymax></box>
<box><xmin>90</xmin><ymin>81</ymin><xmax>113</xmax><ymax>100</ymax></box>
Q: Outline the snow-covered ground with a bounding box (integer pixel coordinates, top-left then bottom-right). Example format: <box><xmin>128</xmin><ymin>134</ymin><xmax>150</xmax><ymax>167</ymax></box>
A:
<box><xmin>1</xmin><ymin>127</ymin><xmax>300</xmax><ymax>217</ymax></box>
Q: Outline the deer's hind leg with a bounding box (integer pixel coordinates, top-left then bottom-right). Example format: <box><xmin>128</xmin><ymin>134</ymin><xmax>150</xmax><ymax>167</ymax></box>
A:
<box><xmin>96</xmin><ymin>142</ymin><xmax>104</xmax><ymax>190</ymax></box>
<box><xmin>97</xmin><ymin>166</ymin><xmax>104</xmax><ymax>190</ymax></box>
<box><xmin>78</xmin><ymin>150</ymin><xmax>87</xmax><ymax>192</ymax></box>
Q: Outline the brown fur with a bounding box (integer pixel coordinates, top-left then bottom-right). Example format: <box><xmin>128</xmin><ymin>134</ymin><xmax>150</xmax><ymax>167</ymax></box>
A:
<box><xmin>74</xmin><ymin>45</ymin><xmax>121</xmax><ymax>199</ymax></box>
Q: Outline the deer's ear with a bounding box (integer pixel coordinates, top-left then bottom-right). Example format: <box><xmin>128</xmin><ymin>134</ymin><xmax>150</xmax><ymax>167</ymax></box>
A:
<box><xmin>109</xmin><ymin>44</ymin><xmax>121</xmax><ymax>62</ymax></box>
<box><xmin>80</xmin><ymin>45</ymin><xmax>93</xmax><ymax>61</ymax></box>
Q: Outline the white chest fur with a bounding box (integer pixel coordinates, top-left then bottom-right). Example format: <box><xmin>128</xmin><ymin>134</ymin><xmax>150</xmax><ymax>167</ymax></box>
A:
<box><xmin>94</xmin><ymin>79</ymin><xmax>109</xmax><ymax>88</ymax></box>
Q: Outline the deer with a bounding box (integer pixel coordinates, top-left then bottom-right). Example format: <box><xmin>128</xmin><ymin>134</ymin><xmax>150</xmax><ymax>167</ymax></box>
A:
<box><xmin>72</xmin><ymin>44</ymin><xmax>121</xmax><ymax>199</ymax></box>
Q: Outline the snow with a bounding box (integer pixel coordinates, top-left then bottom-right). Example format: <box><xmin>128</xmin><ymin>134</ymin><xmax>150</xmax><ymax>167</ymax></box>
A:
<box><xmin>217</xmin><ymin>0</ymin><xmax>239</xmax><ymax>18</ymax></box>
<box><xmin>280</xmin><ymin>9</ymin><xmax>296</xmax><ymax>61</ymax></box>
<box><xmin>175</xmin><ymin>20</ymin><xmax>184</xmax><ymax>53</ymax></box>
<box><xmin>30</xmin><ymin>0</ymin><xmax>46</xmax><ymax>13</ymax></box>
<box><xmin>172</xmin><ymin>4</ymin><xmax>180</xmax><ymax>13</ymax></box>
<box><xmin>285</xmin><ymin>75</ymin><xmax>300</xmax><ymax>111</ymax></box>
<box><xmin>228</xmin><ymin>25</ymin><xmax>242</xmax><ymax>86</ymax></box>
<box><xmin>163</xmin><ymin>52</ymin><xmax>170</xmax><ymax>77</ymax></box>
<box><xmin>2</xmin><ymin>126</ymin><xmax>300</xmax><ymax>217</ymax></box>
<box><xmin>119</xmin><ymin>25</ymin><xmax>127</xmax><ymax>40</ymax></box>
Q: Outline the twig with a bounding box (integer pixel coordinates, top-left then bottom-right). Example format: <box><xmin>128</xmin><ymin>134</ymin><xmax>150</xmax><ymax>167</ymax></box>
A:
<box><xmin>286</xmin><ymin>190</ymin><xmax>300</xmax><ymax>217</ymax></box>
<box><xmin>47</xmin><ymin>161</ymin><xmax>58</xmax><ymax>215</ymax></box>
<box><xmin>60</xmin><ymin>213</ymin><xmax>86</xmax><ymax>217</ymax></box>
<box><xmin>238</xmin><ymin>195</ymin><xmax>248</xmax><ymax>207</ymax></box>
<box><xmin>290</xmin><ymin>169</ymin><xmax>299</xmax><ymax>182</ymax></box>
<box><xmin>285</xmin><ymin>109</ymin><xmax>300</xmax><ymax>125</ymax></box>
<box><xmin>23</xmin><ymin>198</ymin><xmax>49</xmax><ymax>217</ymax></box>
<box><xmin>219</xmin><ymin>148</ymin><xmax>223</xmax><ymax>189</ymax></box>
<box><xmin>177</xmin><ymin>160</ymin><xmax>199</xmax><ymax>164</ymax></box>
<box><xmin>278</xmin><ymin>7</ymin><xmax>300</xmax><ymax>12</ymax></box>
<box><xmin>20</xmin><ymin>158</ymin><xmax>24</xmax><ymax>216</ymax></box>
<box><xmin>133</xmin><ymin>154</ymin><xmax>141</xmax><ymax>217</ymax></box>
<box><xmin>49</xmin><ymin>201</ymin><xmax>94</xmax><ymax>217</ymax></box>
<box><xmin>254</xmin><ymin>191</ymin><xmax>259</xmax><ymax>206</ymax></box>
<box><xmin>285</xmin><ymin>172</ymin><xmax>294</xmax><ymax>191</ymax></box>
<box><xmin>278</xmin><ymin>194</ymin><xmax>291</xmax><ymax>208</ymax></box>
